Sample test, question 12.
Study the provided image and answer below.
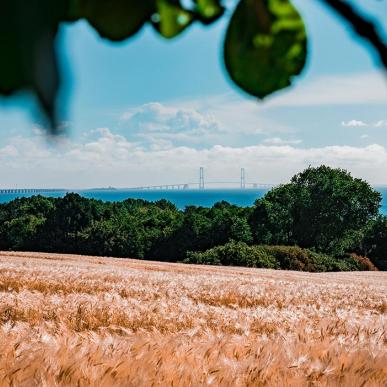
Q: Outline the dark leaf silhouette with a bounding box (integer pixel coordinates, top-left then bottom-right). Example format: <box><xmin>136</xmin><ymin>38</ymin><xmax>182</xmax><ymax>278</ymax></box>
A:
<box><xmin>224</xmin><ymin>0</ymin><xmax>307</xmax><ymax>99</ymax></box>
<box><xmin>0</xmin><ymin>0</ymin><xmax>67</xmax><ymax>130</ymax></box>
<box><xmin>0</xmin><ymin>0</ymin><xmax>386</xmax><ymax>132</ymax></box>
<box><xmin>67</xmin><ymin>0</ymin><xmax>155</xmax><ymax>41</ymax></box>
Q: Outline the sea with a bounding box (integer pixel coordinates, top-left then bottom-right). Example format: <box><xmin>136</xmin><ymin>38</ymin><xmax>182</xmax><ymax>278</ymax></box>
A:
<box><xmin>0</xmin><ymin>188</ymin><xmax>387</xmax><ymax>215</ymax></box>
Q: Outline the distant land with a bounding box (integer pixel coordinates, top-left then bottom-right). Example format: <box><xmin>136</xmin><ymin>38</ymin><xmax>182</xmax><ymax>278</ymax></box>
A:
<box><xmin>0</xmin><ymin>187</ymin><xmax>386</xmax><ymax>215</ymax></box>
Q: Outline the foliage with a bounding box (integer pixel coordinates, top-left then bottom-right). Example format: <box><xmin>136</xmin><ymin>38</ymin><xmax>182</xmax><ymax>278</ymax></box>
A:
<box><xmin>0</xmin><ymin>166</ymin><xmax>385</xmax><ymax>271</ymax></box>
<box><xmin>158</xmin><ymin>201</ymin><xmax>253</xmax><ymax>261</ymax></box>
<box><xmin>185</xmin><ymin>241</ymin><xmax>364</xmax><ymax>272</ymax></box>
<box><xmin>185</xmin><ymin>240</ymin><xmax>279</xmax><ymax>268</ymax></box>
<box><xmin>357</xmin><ymin>216</ymin><xmax>387</xmax><ymax>270</ymax></box>
<box><xmin>249</xmin><ymin>166</ymin><xmax>381</xmax><ymax>255</ymax></box>
<box><xmin>349</xmin><ymin>253</ymin><xmax>378</xmax><ymax>272</ymax></box>
<box><xmin>1</xmin><ymin>0</ymin><xmax>386</xmax><ymax>130</ymax></box>
<box><xmin>0</xmin><ymin>196</ymin><xmax>55</xmax><ymax>250</ymax></box>
<box><xmin>224</xmin><ymin>0</ymin><xmax>307</xmax><ymax>99</ymax></box>
<box><xmin>35</xmin><ymin>193</ymin><xmax>106</xmax><ymax>253</ymax></box>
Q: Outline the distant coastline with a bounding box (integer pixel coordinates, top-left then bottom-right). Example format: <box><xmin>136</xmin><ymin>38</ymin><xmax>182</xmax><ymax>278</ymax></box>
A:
<box><xmin>0</xmin><ymin>187</ymin><xmax>386</xmax><ymax>215</ymax></box>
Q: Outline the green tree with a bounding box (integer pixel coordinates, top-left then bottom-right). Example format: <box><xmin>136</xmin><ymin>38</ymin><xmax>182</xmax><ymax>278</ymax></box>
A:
<box><xmin>37</xmin><ymin>193</ymin><xmax>105</xmax><ymax>252</ymax></box>
<box><xmin>163</xmin><ymin>201</ymin><xmax>253</xmax><ymax>260</ymax></box>
<box><xmin>250</xmin><ymin>166</ymin><xmax>381</xmax><ymax>254</ymax></box>
<box><xmin>0</xmin><ymin>196</ymin><xmax>55</xmax><ymax>250</ymax></box>
<box><xmin>80</xmin><ymin>214</ymin><xmax>145</xmax><ymax>258</ymax></box>
<box><xmin>0</xmin><ymin>184</ymin><xmax>383</xmax><ymax>271</ymax></box>
<box><xmin>359</xmin><ymin>216</ymin><xmax>387</xmax><ymax>270</ymax></box>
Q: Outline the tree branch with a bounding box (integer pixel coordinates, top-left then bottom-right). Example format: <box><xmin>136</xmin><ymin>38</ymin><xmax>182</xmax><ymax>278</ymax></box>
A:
<box><xmin>318</xmin><ymin>0</ymin><xmax>387</xmax><ymax>68</ymax></box>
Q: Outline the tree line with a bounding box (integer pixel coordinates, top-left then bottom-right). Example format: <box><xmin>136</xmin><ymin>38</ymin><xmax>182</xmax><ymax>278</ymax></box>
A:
<box><xmin>0</xmin><ymin>166</ymin><xmax>386</xmax><ymax>271</ymax></box>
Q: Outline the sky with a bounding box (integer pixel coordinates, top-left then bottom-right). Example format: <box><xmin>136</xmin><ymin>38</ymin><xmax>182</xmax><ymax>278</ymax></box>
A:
<box><xmin>0</xmin><ymin>0</ymin><xmax>387</xmax><ymax>188</ymax></box>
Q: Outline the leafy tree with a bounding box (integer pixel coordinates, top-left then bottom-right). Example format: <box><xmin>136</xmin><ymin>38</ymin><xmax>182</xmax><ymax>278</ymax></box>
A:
<box><xmin>80</xmin><ymin>214</ymin><xmax>146</xmax><ymax>258</ymax></box>
<box><xmin>1</xmin><ymin>0</ymin><xmax>386</xmax><ymax>130</ymax></box>
<box><xmin>2</xmin><ymin>215</ymin><xmax>45</xmax><ymax>250</ymax></box>
<box><xmin>250</xmin><ymin>166</ymin><xmax>381</xmax><ymax>254</ymax></box>
<box><xmin>77</xmin><ymin>198</ymin><xmax>183</xmax><ymax>259</ymax></box>
<box><xmin>209</xmin><ymin>201</ymin><xmax>253</xmax><ymax>244</ymax></box>
<box><xmin>162</xmin><ymin>201</ymin><xmax>253</xmax><ymax>260</ymax></box>
<box><xmin>358</xmin><ymin>216</ymin><xmax>387</xmax><ymax>270</ymax></box>
<box><xmin>249</xmin><ymin>184</ymin><xmax>295</xmax><ymax>245</ymax></box>
<box><xmin>0</xmin><ymin>196</ymin><xmax>55</xmax><ymax>250</ymax></box>
<box><xmin>36</xmin><ymin>193</ymin><xmax>105</xmax><ymax>252</ymax></box>
<box><xmin>0</xmin><ymin>173</ymin><xmax>384</xmax><ymax>271</ymax></box>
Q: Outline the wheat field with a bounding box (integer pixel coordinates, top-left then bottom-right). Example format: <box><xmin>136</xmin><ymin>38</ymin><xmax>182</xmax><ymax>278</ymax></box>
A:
<box><xmin>0</xmin><ymin>251</ymin><xmax>386</xmax><ymax>386</ymax></box>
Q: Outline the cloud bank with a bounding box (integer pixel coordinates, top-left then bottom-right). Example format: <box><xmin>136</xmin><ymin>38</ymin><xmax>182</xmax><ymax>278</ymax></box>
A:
<box><xmin>1</xmin><ymin>128</ymin><xmax>386</xmax><ymax>188</ymax></box>
<box><xmin>342</xmin><ymin>120</ymin><xmax>387</xmax><ymax>128</ymax></box>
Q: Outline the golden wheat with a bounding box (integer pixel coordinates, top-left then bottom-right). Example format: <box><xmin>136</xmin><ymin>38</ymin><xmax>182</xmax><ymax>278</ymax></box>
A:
<box><xmin>0</xmin><ymin>251</ymin><xmax>386</xmax><ymax>386</ymax></box>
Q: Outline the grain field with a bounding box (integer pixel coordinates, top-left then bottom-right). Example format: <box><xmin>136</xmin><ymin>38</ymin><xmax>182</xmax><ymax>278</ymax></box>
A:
<box><xmin>0</xmin><ymin>251</ymin><xmax>386</xmax><ymax>386</ymax></box>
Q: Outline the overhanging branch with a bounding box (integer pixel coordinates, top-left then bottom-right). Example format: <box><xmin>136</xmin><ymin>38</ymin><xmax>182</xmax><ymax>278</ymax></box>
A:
<box><xmin>318</xmin><ymin>0</ymin><xmax>387</xmax><ymax>68</ymax></box>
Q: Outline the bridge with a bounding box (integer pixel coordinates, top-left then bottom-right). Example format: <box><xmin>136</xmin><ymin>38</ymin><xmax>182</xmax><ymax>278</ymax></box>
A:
<box><xmin>0</xmin><ymin>168</ymin><xmax>275</xmax><ymax>193</ymax></box>
<box><xmin>128</xmin><ymin>184</ymin><xmax>190</xmax><ymax>190</ymax></box>
<box><xmin>128</xmin><ymin>182</ymin><xmax>274</xmax><ymax>190</ymax></box>
<box><xmin>129</xmin><ymin>168</ymin><xmax>275</xmax><ymax>190</ymax></box>
<box><xmin>0</xmin><ymin>188</ymin><xmax>66</xmax><ymax>194</ymax></box>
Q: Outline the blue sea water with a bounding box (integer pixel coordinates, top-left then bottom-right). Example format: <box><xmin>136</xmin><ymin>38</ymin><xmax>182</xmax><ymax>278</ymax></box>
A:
<box><xmin>0</xmin><ymin>188</ymin><xmax>386</xmax><ymax>214</ymax></box>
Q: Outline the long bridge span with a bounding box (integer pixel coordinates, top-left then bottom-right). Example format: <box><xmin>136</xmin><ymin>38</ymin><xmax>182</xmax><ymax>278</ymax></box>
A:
<box><xmin>129</xmin><ymin>168</ymin><xmax>275</xmax><ymax>190</ymax></box>
<box><xmin>129</xmin><ymin>182</ymin><xmax>274</xmax><ymax>190</ymax></box>
<box><xmin>0</xmin><ymin>169</ymin><xmax>275</xmax><ymax>193</ymax></box>
<box><xmin>0</xmin><ymin>188</ymin><xmax>66</xmax><ymax>194</ymax></box>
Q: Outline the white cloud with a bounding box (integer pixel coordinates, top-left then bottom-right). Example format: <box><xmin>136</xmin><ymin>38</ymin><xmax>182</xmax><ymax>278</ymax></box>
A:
<box><xmin>122</xmin><ymin>102</ymin><xmax>220</xmax><ymax>133</ymax></box>
<box><xmin>120</xmin><ymin>102</ymin><xmax>222</xmax><ymax>146</ymax></box>
<box><xmin>374</xmin><ymin>120</ymin><xmax>387</xmax><ymax>128</ymax></box>
<box><xmin>0</xmin><ymin>144</ymin><xmax>18</xmax><ymax>157</ymax></box>
<box><xmin>341</xmin><ymin>119</ymin><xmax>387</xmax><ymax>128</ymax></box>
<box><xmin>117</xmin><ymin>71</ymin><xmax>387</xmax><ymax>149</ymax></box>
<box><xmin>120</xmin><ymin>99</ymin><xmax>296</xmax><ymax>148</ymax></box>
<box><xmin>263</xmin><ymin>137</ymin><xmax>302</xmax><ymax>145</ymax></box>
<box><xmin>360</xmin><ymin>134</ymin><xmax>369</xmax><ymax>139</ymax></box>
<box><xmin>342</xmin><ymin>120</ymin><xmax>367</xmax><ymax>127</ymax></box>
<box><xmin>266</xmin><ymin>72</ymin><xmax>387</xmax><ymax>107</ymax></box>
<box><xmin>1</xmin><ymin>128</ymin><xmax>386</xmax><ymax>187</ymax></box>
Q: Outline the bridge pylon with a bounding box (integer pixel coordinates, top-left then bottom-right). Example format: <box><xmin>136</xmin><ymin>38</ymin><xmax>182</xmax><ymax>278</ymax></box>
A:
<box><xmin>240</xmin><ymin>168</ymin><xmax>246</xmax><ymax>189</ymax></box>
<box><xmin>199</xmin><ymin>167</ymin><xmax>205</xmax><ymax>189</ymax></box>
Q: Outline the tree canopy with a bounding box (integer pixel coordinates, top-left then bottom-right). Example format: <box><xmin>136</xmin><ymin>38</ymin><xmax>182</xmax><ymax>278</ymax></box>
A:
<box><xmin>0</xmin><ymin>166</ymin><xmax>385</xmax><ymax>270</ymax></box>
<box><xmin>1</xmin><ymin>0</ymin><xmax>386</xmax><ymax>131</ymax></box>
<box><xmin>249</xmin><ymin>165</ymin><xmax>381</xmax><ymax>254</ymax></box>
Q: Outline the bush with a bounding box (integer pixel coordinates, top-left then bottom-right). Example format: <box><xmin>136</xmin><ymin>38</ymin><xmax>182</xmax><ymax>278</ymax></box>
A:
<box><xmin>185</xmin><ymin>241</ymin><xmax>278</xmax><ymax>269</ymax></box>
<box><xmin>262</xmin><ymin>245</ymin><xmax>316</xmax><ymax>271</ymax></box>
<box><xmin>185</xmin><ymin>242</ymin><xmax>369</xmax><ymax>272</ymax></box>
<box><xmin>349</xmin><ymin>254</ymin><xmax>378</xmax><ymax>271</ymax></box>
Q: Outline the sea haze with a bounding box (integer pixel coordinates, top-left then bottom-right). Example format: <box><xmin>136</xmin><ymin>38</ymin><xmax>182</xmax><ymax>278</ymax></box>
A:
<box><xmin>0</xmin><ymin>188</ymin><xmax>386</xmax><ymax>215</ymax></box>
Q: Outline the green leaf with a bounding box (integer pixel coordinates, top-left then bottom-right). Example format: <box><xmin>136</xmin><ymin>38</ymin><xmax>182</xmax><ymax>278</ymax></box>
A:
<box><xmin>224</xmin><ymin>0</ymin><xmax>307</xmax><ymax>99</ymax></box>
<box><xmin>0</xmin><ymin>0</ymin><xmax>67</xmax><ymax>130</ymax></box>
<box><xmin>152</xmin><ymin>0</ymin><xmax>193</xmax><ymax>39</ymax></box>
<box><xmin>68</xmin><ymin>0</ymin><xmax>155</xmax><ymax>41</ymax></box>
<box><xmin>194</xmin><ymin>0</ymin><xmax>224</xmax><ymax>24</ymax></box>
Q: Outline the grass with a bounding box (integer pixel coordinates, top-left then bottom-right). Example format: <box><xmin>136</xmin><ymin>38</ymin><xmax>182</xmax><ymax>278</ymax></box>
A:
<box><xmin>0</xmin><ymin>251</ymin><xmax>386</xmax><ymax>386</ymax></box>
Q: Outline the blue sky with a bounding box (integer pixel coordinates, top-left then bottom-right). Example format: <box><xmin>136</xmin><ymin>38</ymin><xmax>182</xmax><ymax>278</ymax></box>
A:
<box><xmin>0</xmin><ymin>0</ymin><xmax>386</xmax><ymax>188</ymax></box>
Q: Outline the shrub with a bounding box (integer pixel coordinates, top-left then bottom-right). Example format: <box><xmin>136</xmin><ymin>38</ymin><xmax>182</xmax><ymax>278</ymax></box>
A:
<box><xmin>261</xmin><ymin>245</ymin><xmax>315</xmax><ymax>271</ymax></box>
<box><xmin>185</xmin><ymin>242</ymin><xmax>368</xmax><ymax>272</ymax></box>
<box><xmin>185</xmin><ymin>241</ymin><xmax>278</xmax><ymax>269</ymax></box>
<box><xmin>350</xmin><ymin>254</ymin><xmax>378</xmax><ymax>271</ymax></box>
